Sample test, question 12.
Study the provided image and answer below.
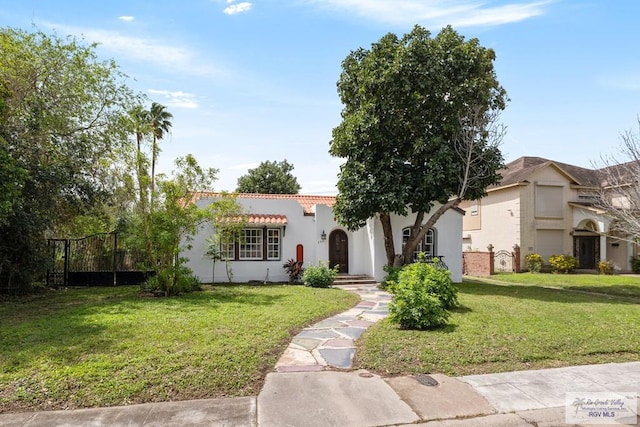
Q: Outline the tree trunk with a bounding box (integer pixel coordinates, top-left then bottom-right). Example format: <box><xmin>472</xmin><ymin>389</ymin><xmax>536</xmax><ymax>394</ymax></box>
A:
<box><xmin>379</xmin><ymin>212</ymin><xmax>396</xmax><ymax>266</ymax></box>
<box><xmin>136</xmin><ymin>132</ymin><xmax>148</xmax><ymax>214</ymax></box>
<box><xmin>401</xmin><ymin>198</ymin><xmax>462</xmax><ymax>264</ymax></box>
<box><xmin>150</xmin><ymin>137</ymin><xmax>157</xmax><ymax>211</ymax></box>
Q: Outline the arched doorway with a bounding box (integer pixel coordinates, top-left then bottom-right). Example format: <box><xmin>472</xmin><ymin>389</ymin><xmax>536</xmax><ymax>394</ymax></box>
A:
<box><xmin>329</xmin><ymin>230</ymin><xmax>348</xmax><ymax>273</ymax></box>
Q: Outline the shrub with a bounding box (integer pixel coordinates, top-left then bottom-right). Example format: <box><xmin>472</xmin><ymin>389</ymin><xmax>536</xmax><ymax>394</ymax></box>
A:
<box><xmin>302</xmin><ymin>262</ymin><xmax>338</xmax><ymax>288</ymax></box>
<box><xmin>631</xmin><ymin>257</ymin><xmax>640</xmax><ymax>273</ymax></box>
<box><xmin>381</xmin><ymin>264</ymin><xmax>403</xmax><ymax>290</ymax></box>
<box><xmin>388</xmin><ymin>258</ymin><xmax>458</xmax><ymax>330</ymax></box>
<box><xmin>598</xmin><ymin>260</ymin><xmax>615</xmax><ymax>275</ymax></box>
<box><xmin>142</xmin><ymin>261</ymin><xmax>201</xmax><ymax>296</ymax></box>
<box><xmin>525</xmin><ymin>253</ymin><xmax>543</xmax><ymax>273</ymax></box>
<box><xmin>548</xmin><ymin>254</ymin><xmax>578</xmax><ymax>274</ymax></box>
<box><xmin>283</xmin><ymin>259</ymin><xmax>304</xmax><ymax>284</ymax></box>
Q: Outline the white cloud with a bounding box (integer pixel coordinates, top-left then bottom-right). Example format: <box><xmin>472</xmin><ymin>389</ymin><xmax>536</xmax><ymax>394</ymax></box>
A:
<box><xmin>223</xmin><ymin>2</ymin><xmax>253</xmax><ymax>15</ymax></box>
<box><xmin>118</xmin><ymin>16</ymin><xmax>135</xmax><ymax>22</ymax></box>
<box><xmin>43</xmin><ymin>23</ymin><xmax>225</xmax><ymax>78</ymax></box>
<box><xmin>303</xmin><ymin>0</ymin><xmax>550</xmax><ymax>28</ymax></box>
<box><xmin>148</xmin><ymin>89</ymin><xmax>199</xmax><ymax>109</ymax></box>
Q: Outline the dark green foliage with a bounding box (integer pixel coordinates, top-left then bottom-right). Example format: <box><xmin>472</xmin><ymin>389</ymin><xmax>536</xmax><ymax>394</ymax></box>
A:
<box><xmin>0</xmin><ymin>28</ymin><xmax>135</xmax><ymax>293</ymax></box>
<box><xmin>142</xmin><ymin>261</ymin><xmax>201</xmax><ymax>296</ymax></box>
<box><xmin>631</xmin><ymin>257</ymin><xmax>640</xmax><ymax>273</ymax></box>
<box><xmin>329</xmin><ymin>25</ymin><xmax>507</xmax><ymax>265</ymax></box>
<box><xmin>236</xmin><ymin>159</ymin><xmax>301</xmax><ymax>194</ymax></box>
<box><xmin>388</xmin><ymin>257</ymin><xmax>458</xmax><ymax>329</ymax></box>
<box><xmin>302</xmin><ymin>262</ymin><xmax>338</xmax><ymax>288</ymax></box>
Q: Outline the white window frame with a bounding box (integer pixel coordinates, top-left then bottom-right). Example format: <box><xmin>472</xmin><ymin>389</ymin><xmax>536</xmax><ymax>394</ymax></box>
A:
<box><xmin>402</xmin><ymin>227</ymin><xmax>436</xmax><ymax>261</ymax></box>
<box><xmin>219</xmin><ymin>241</ymin><xmax>235</xmax><ymax>261</ymax></box>
<box><xmin>267</xmin><ymin>228</ymin><xmax>280</xmax><ymax>260</ymax></box>
<box><xmin>239</xmin><ymin>229</ymin><xmax>263</xmax><ymax>260</ymax></box>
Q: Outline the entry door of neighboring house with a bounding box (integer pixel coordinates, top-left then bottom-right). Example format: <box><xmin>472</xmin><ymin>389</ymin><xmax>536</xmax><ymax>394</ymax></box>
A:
<box><xmin>329</xmin><ymin>230</ymin><xmax>349</xmax><ymax>273</ymax></box>
<box><xmin>575</xmin><ymin>236</ymin><xmax>597</xmax><ymax>269</ymax></box>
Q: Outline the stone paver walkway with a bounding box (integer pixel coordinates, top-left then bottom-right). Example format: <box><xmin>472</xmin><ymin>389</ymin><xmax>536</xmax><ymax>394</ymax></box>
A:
<box><xmin>275</xmin><ymin>284</ymin><xmax>391</xmax><ymax>372</ymax></box>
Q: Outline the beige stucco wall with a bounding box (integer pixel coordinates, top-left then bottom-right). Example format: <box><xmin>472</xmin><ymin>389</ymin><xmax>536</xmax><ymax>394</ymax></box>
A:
<box><xmin>462</xmin><ymin>185</ymin><xmax>521</xmax><ymax>254</ymax></box>
<box><xmin>461</xmin><ymin>162</ymin><xmax>637</xmax><ymax>271</ymax></box>
<box><xmin>521</xmin><ymin>166</ymin><xmax>576</xmax><ymax>265</ymax></box>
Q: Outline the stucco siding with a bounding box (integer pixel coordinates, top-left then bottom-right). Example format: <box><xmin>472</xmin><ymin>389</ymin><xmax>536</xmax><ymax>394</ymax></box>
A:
<box><xmin>463</xmin><ymin>186</ymin><xmax>521</xmax><ymax>254</ymax></box>
<box><xmin>387</xmin><ymin>207</ymin><xmax>463</xmax><ymax>283</ymax></box>
<box><xmin>184</xmin><ymin>195</ymin><xmax>463</xmax><ymax>284</ymax></box>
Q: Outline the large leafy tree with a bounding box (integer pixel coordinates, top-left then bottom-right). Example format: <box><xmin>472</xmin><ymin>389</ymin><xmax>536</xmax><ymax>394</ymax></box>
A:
<box><xmin>0</xmin><ymin>27</ymin><xmax>136</xmax><ymax>292</ymax></box>
<box><xmin>330</xmin><ymin>25</ymin><xmax>507</xmax><ymax>266</ymax></box>
<box><xmin>236</xmin><ymin>159</ymin><xmax>301</xmax><ymax>194</ymax></box>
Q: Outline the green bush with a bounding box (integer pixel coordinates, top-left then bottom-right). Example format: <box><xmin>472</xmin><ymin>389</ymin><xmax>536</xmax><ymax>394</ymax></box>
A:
<box><xmin>302</xmin><ymin>262</ymin><xmax>338</xmax><ymax>288</ymax></box>
<box><xmin>548</xmin><ymin>254</ymin><xmax>578</xmax><ymax>274</ymax></box>
<box><xmin>631</xmin><ymin>257</ymin><xmax>640</xmax><ymax>273</ymax></box>
<box><xmin>598</xmin><ymin>260</ymin><xmax>615</xmax><ymax>275</ymax></box>
<box><xmin>525</xmin><ymin>253</ymin><xmax>543</xmax><ymax>273</ymax></box>
<box><xmin>388</xmin><ymin>258</ymin><xmax>458</xmax><ymax>330</ymax></box>
<box><xmin>381</xmin><ymin>264</ymin><xmax>403</xmax><ymax>290</ymax></box>
<box><xmin>142</xmin><ymin>262</ymin><xmax>201</xmax><ymax>296</ymax></box>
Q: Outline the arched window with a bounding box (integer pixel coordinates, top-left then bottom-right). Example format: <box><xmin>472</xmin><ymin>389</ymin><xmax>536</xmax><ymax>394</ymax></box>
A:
<box><xmin>402</xmin><ymin>227</ymin><xmax>436</xmax><ymax>261</ymax></box>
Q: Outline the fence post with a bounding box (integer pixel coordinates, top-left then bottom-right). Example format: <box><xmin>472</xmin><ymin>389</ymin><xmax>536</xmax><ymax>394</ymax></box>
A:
<box><xmin>63</xmin><ymin>239</ymin><xmax>70</xmax><ymax>287</ymax></box>
<box><xmin>487</xmin><ymin>244</ymin><xmax>495</xmax><ymax>275</ymax></box>
<box><xmin>512</xmin><ymin>244</ymin><xmax>521</xmax><ymax>273</ymax></box>
<box><xmin>113</xmin><ymin>232</ymin><xmax>118</xmax><ymax>286</ymax></box>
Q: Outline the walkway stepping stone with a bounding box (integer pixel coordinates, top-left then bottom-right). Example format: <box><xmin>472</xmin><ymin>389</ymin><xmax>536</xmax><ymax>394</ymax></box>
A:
<box><xmin>274</xmin><ymin>283</ymin><xmax>392</xmax><ymax>372</ymax></box>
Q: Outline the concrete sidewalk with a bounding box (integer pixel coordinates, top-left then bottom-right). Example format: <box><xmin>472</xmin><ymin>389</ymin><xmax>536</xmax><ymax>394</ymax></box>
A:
<box><xmin>1</xmin><ymin>284</ymin><xmax>638</xmax><ymax>426</ymax></box>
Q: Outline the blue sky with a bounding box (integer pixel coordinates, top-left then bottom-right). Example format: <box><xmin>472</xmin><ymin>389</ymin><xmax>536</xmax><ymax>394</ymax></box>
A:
<box><xmin>2</xmin><ymin>1</ymin><xmax>639</xmax><ymax>194</ymax></box>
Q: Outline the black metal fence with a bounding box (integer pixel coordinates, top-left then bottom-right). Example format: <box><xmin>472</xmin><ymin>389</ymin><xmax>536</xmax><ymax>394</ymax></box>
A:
<box><xmin>47</xmin><ymin>232</ymin><xmax>151</xmax><ymax>287</ymax></box>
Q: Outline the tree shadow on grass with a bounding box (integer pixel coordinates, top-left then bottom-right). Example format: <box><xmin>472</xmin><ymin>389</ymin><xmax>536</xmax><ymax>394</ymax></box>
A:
<box><xmin>459</xmin><ymin>278</ymin><xmax>640</xmax><ymax>305</ymax></box>
<box><xmin>0</xmin><ymin>284</ymin><xmax>296</xmax><ymax>386</ymax></box>
<box><xmin>451</xmin><ymin>304</ymin><xmax>473</xmax><ymax>314</ymax></box>
<box><xmin>149</xmin><ymin>284</ymin><xmax>290</xmax><ymax>308</ymax></box>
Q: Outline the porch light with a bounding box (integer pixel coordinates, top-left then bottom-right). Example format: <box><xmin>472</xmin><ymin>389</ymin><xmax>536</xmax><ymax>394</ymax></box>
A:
<box><xmin>321</xmin><ymin>230</ymin><xmax>327</xmax><ymax>241</ymax></box>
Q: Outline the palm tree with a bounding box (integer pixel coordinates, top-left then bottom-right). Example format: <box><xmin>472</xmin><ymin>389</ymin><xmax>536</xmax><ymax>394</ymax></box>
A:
<box><xmin>129</xmin><ymin>105</ymin><xmax>151</xmax><ymax>213</ymax></box>
<box><xmin>148</xmin><ymin>102</ymin><xmax>173</xmax><ymax>208</ymax></box>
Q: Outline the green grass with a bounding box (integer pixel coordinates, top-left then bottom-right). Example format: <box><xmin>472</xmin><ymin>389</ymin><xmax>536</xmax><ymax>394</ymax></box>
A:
<box><xmin>0</xmin><ymin>284</ymin><xmax>359</xmax><ymax>412</ymax></box>
<box><xmin>488</xmin><ymin>272</ymin><xmax>640</xmax><ymax>299</ymax></box>
<box><xmin>355</xmin><ymin>278</ymin><xmax>640</xmax><ymax>376</ymax></box>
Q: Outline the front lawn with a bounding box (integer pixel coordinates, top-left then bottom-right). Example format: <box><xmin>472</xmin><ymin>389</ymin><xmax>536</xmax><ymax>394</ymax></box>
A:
<box><xmin>0</xmin><ymin>285</ymin><xmax>359</xmax><ymax>413</ymax></box>
<box><xmin>355</xmin><ymin>278</ymin><xmax>640</xmax><ymax>376</ymax></box>
<box><xmin>488</xmin><ymin>272</ymin><xmax>640</xmax><ymax>299</ymax></box>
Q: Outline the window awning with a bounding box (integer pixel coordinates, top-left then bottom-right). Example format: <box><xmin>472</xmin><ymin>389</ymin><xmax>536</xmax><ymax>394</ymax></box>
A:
<box><xmin>246</xmin><ymin>214</ymin><xmax>287</xmax><ymax>225</ymax></box>
<box><xmin>218</xmin><ymin>214</ymin><xmax>288</xmax><ymax>225</ymax></box>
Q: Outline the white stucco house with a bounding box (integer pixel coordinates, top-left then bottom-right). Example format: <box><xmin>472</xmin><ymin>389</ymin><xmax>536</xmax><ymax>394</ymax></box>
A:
<box><xmin>182</xmin><ymin>192</ymin><xmax>464</xmax><ymax>284</ymax></box>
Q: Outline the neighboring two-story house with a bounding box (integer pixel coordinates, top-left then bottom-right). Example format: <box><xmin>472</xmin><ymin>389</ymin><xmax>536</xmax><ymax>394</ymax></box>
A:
<box><xmin>459</xmin><ymin>156</ymin><xmax>638</xmax><ymax>272</ymax></box>
<box><xmin>183</xmin><ymin>193</ymin><xmax>464</xmax><ymax>283</ymax></box>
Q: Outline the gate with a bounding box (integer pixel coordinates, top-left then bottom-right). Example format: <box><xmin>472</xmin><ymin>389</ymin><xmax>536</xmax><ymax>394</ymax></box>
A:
<box><xmin>493</xmin><ymin>249</ymin><xmax>514</xmax><ymax>273</ymax></box>
<box><xmin>46</xmin><ymin>232</ymin><xmax>150</xmax><ymax>287</ymax></box>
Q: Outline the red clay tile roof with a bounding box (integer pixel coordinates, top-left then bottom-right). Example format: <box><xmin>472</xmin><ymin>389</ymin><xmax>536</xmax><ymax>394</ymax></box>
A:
<box><xmin>216</xmin><ymin>213</ymin><xmax>288</xmax><ymax>225</ymax></box>
<box><xmin>247</xmin><ymin>214</ymin><xmax>288</xmax><ymax>225</ymax></box>
<box><xmin>189</xmin><ymin>192</ymin><xmax>336</xmax><ymax>215</ymax></box>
